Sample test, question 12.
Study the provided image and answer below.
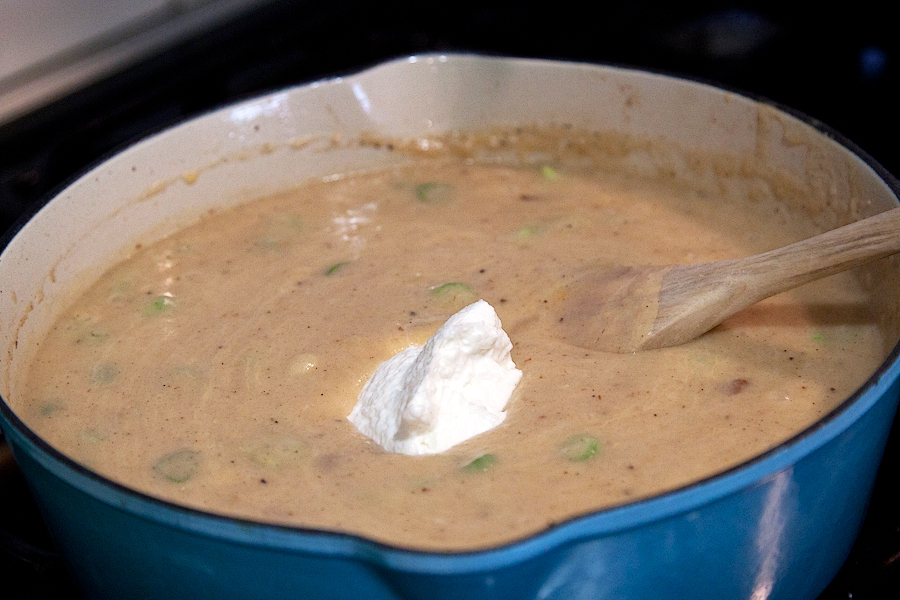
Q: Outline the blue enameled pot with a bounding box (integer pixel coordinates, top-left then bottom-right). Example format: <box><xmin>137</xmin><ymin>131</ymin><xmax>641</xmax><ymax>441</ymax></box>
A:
<box><xmin>2</xmin><ymin>55</ymin><xmax>900</xmax><ymax>599</ymax></box>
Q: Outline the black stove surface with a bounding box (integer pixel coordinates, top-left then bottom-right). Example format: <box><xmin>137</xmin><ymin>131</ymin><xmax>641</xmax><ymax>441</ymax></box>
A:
<box><xmin>2</xmin><ymin>2</ymin><xmax>899</xmax><ymax>598</ymax></box>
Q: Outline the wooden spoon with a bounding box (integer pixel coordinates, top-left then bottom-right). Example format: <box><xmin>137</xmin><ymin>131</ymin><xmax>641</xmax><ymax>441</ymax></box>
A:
<box><xmin>556</xmin><ymin>207</ymin><xmax>900</xmax><ymax>353</ymax></box>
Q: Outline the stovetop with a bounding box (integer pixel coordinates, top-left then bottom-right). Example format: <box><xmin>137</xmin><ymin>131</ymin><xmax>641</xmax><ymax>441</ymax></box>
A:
<box><xmin>2</xmin><ymin>2</ymin><xmax>899</xmax><ymax>597</ymax></box>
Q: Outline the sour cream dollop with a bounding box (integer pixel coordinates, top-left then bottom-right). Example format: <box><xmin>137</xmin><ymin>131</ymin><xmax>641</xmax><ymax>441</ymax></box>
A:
<box><xmin>348</xmin><ymin>300</ymin><xmax>522</xmax><ymax>455</ymax></box>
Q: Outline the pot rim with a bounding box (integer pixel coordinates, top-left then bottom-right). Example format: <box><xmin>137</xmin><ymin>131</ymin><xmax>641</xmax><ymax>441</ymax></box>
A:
<box><xmin>2</xmin><ymin>53</ymin><xmax>900</xmax><ymax>572</ymax></box>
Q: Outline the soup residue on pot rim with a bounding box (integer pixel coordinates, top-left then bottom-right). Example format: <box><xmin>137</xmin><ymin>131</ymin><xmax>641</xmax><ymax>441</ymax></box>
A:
<box><xmin>12</xmin><ymin>128</ymin><xmax>888</xmax><ymax>551</ymax></box>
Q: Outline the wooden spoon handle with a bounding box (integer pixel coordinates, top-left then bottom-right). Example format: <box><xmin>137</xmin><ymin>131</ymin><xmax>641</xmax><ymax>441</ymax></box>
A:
<box><xmin>735</xmin><ymin>207</ymin><xmax>900</xmax><ymax>301</ymax></box>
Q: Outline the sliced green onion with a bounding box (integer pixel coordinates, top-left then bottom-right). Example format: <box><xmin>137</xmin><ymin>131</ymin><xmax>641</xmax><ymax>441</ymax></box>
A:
<box><xmin>559</xmin><ymin>435</ymin><xmax>600</xmax><ymax>462</ymax></box>
<box><xmin>153</xmin><ymin>449</ymin><xmax>200</xmax><ymax>483</ymax></box>
<box><xmin>324</xmin><ymin>261</ymin><xmax>350</xmax><ymax>276</ymax></box>
<box><xmin>39</xmin><ymin>402</ymin><xmax>62</xmax><ymax>417</ymax></box>
<box><xmin>515</xmin><ymin>224</ymin><xmax>542</xmax><ymax>242</ymax></box>
<box><xmin>415</xmin><ymin>182</ymin><xmax>452</xmax><ymax>203</ymax></box>
<box><xmin>91</xmin><ymin>363</ymin><xmax>120</xmax><ymax>385</ymax></box>
<box><xmin>463</xmin><ymin>453</ymin><xmax>496</xmax><ymax>473</ymax></box>
<box><xmin>142</xmin><ymin>295</ymin><xmax>176</xmax><ymax>316</ymax></box>
<box><xmin>430</xmin><ymin>282</ymin><xmax>477</xmax><ymax>305</ymax></box>
<box><xmin>540</xmin><ymin>165</ymin><xmax>560</xmax><ymax>180</ymax></box>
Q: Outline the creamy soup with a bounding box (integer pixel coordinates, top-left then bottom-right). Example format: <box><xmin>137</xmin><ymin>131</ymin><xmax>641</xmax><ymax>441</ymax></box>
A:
<box><xmin>19</xmin><ymin>156</ymin><xmax>885</xmax><ymax>551</ymax></box>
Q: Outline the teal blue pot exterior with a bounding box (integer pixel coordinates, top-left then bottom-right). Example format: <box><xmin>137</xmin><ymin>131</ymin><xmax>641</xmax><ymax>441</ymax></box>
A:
<box><xmin>3</xmin><ymin>356</ymin><xmax>899</xmax><ymax>599</ymax></box>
